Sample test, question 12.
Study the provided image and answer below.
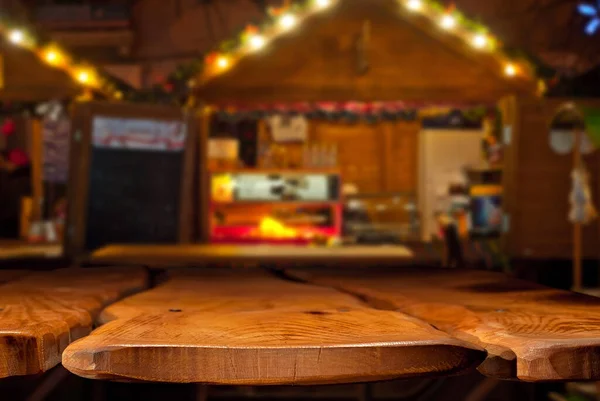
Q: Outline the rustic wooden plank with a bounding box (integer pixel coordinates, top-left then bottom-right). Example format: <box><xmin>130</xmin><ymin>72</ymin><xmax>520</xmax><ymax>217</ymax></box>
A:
<box><xmin>63</xmin><ymin>269</ymin><xmax>484</xmax><ymax>384</ymax></box>
<box><xmin>289</xmin><ymin>268</ymin><xmax>600</xmax><ymax>382</ymax></box>
<box><xmin>90</xmin><ymin>244</ymin><xmax>413</xmax><ymax>268</ymax></box>
<box><xmin>0</xmin><ymin>243</ymin><xmax>63</xmax><ymax>261</ymax></box>
<box><xmin>0</xmin><ymin>267</ymin><xmax>147</xmax><ymax>378</ymax></box>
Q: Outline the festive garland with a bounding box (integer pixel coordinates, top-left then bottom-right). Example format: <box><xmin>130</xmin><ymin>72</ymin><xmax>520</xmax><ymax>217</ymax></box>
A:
<box><xmin>138</xmin><ymin>0</ymin><xmax>544</xmax><ymax>106</ymax></box>
<box><xmin>200</xmin><ymin>0</ymin><xmax>537</xmax><ymax>83</ymax></box>
<box><xmin>0</xmin><ymin>15</ymin><xmax>125</xmax><ymax>100</ymax></box>
<box><xmin>211</xmin><ymin>102</ymin><xmax>499</xmax><ymax>128</ymax></box>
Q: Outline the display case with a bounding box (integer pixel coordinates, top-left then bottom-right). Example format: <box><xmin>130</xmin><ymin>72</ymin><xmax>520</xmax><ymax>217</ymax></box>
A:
<box><xmin>210</xmin><ymin>169</ymin><xmax>342</xmax><ymax>244</ymax></box>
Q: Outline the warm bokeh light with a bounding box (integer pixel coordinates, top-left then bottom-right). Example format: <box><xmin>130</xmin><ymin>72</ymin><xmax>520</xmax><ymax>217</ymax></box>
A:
<box><xmin>75</xmin><ymin>69</ymin><xmax>95</xmax><ymax>85</ymax></box>
<box><xmin>8</xmin><ymin>29</ymin><xmax>24</xmax><ymax>45</ymax></box>
<box><xmin>249</xmin><ymin>35</ymin><xmax>266</xmax><ymax>50</ymax></box>
<box><xmin>257</xmin><ymin>217</ymin><xmax>298</xmax><ymax>239</ymax></box>
<box><xmin>279</xmin><ymin>14</ymin><xmax>297</xmax><ymax>30</ymax></box>
<box><xmin>440</xmin><ymin>14</ymin><xmax>456</xmax><ymax>29</ymax></box>
<box><xmin>406</xmin><ymin>0</ymin><xmax>422</xmax><ymax>11</ymax></box>
<box><xmin>315</xmin><ymin>0</ymin><xmax>331</xmax><ymax>9</ymax></box>
<box><xmin>472</xmin><ymin>34</ymin><xmax>488</xmax><ymax>49</ymax></box>
<box><xmin>43</xmin><ymin>49</ymin><xmax>63</xmax><ymax>66</ymax></box>
<box><xmin>505</xmin><ymin>64</ymin><xmax>517</xmax><ymax>77</ymax></box>
<box><xmin>217</xmin><ymin>56</ymin><xmax>230</xmax><ymax>69</ymax></box>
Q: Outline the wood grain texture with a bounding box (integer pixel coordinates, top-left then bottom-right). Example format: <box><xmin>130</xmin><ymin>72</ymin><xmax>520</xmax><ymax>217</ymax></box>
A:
<box><xmin>63</xmin><ymin>269</ymin><xmax>484</xmax><ymax>384</ymax></box>
<box><xmin>90</xmin><ymin>244</ymin><xmax>413</xmax><ymax>268</ymax></box>
<box><xmin>289</xmin><ymin>268</ymin><xmax>600</xmax><ymax>382</ymax></box>
<box><xmin>0</xmin><ymin>267</ymin><xmax>147</xmax><ymax>378</ymax></box>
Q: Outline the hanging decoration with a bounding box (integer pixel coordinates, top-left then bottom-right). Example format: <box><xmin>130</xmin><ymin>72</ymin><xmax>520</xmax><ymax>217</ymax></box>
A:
<box><xmin>578</xmin><ymin>1</ymin><xmax>600</xmax><ymax>35</ymax></box>
<box><xmin>7</xmin><ymin>148</ymin><xmax>29</xmax><ymax>167</ymax></box>
<box><xmin>1</xmin><ymin>118</ymin><xmax>16</xmax><ymax>137</ymax></box>
<box><xmin>569</xmin><ymin>166</ymin><xmax>598</xmax><ymax>224</ymax></box>
<box><xmin>549</xmin><ymin>130</ymin><xmax>596</xmax><ymax>155</ymax></box>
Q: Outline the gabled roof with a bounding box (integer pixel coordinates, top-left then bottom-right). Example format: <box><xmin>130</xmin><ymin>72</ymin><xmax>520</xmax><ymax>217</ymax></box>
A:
<box><xmin>0</xmin><ymin>38</ymin><xmax>79</xmax><ymax>101</ymax></box>
<box><xmin>196</xmin><ymin>0</ymin><xmax>539</xmax><ymax>104</ymax></box>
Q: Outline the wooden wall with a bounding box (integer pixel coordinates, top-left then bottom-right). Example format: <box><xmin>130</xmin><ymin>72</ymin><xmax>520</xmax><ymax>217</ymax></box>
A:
<box><xmin>503</xmin><ymin>97</ymin><xmax>600</xmax><ymax>260</ymax></box>
<box><xmin>258</xmin><ymin>120</ymin><xmax>419</xmax><ymax>196</ymax></box>
<box><xmin>312</xmin><ymin>121</ymin><xmax>418</xmax><ymax>195</ymax></box>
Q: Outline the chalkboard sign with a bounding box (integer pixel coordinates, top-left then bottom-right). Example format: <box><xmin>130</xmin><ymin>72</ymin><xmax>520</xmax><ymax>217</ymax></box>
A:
<box><xmin>66</xmin><ymin>102</ymin><xmax>195</xmax><ymax>257</ymax></box>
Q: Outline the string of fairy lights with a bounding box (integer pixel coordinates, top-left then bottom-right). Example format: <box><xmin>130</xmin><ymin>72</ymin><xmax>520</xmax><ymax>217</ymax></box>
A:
<box><xmin>0</xmin><ymin>0</ymin><xmax>533</xmax><ymax>105</ymax></box>
<box><xmin>0</xmin><ymin>20</ymin><xmax>122</xmax><ymax>100</ymax></box>
<box><xmin>201</xmin><ymin>0</ymin><xmax>531</xmax><ymax>83</ymax></box>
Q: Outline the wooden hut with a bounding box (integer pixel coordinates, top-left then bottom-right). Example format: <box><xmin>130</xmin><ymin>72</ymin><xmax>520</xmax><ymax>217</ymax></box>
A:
<box><xmin>0</xmin><ymin>38</ymin><xmax>80</xmax><ymax>102</ymax></box>
<box><xmin>193</xmin><ymin>0</ymin><xmax>539</xmax><ymax>246</ymax></box>
<box><xmin>0</xmin><ymin>30</ymin><xmax>120</xmax><ymax>239</ymax></box>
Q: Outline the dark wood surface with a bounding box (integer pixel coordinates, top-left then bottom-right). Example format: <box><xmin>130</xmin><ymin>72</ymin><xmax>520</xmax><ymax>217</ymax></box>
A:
<box><xmin>90</xmin><ymin>244</ymin><xmax>414</xmax><ymax>268</ymax></box>
<box><xmin>289</xmin><ymin>268</ymin><xmax>600</xmax><ymax>382</ymax></box>
<box><xmin>0</xmin><ymin>269</ymin><xmax>27</xmax><ymax>284</ymax></box>
<box><xmin>0</xmin><ymin>267</ymin><xmax>147</xmax><ymax>378</ymax></box>
<box><xmin>63</xmin><ymin>269</ymin><xmax>484</xmax><ymax>384</ymax></box>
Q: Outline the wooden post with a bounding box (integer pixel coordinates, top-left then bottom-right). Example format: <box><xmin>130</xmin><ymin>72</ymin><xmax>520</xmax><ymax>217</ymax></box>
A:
<box><xmin>198</xmin><ymin>104</ymin><xmax>211</xmax><ymax>244</ymax></box>
<box><xmin>30</xmin><ymin>119</ymin><xmax>44</xmax><ymax>223</ymax></box>
<box><xmin>573</xmin><ymin>129</ymin><xmax>583</xmax><ymax>291</ymax></box>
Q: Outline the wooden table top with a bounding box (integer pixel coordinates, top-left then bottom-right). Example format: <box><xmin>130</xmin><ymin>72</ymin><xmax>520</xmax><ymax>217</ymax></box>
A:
<box><xmin>0</xmin><ymin>267</ymin><xmax>147</xmax><ymax>379</ymax></box>
<box><xmin>63</xmin><ymin>269</ymin><xmax>484</xmax><ymax>384</ymax></box>
<box><xmin>289</xmin><ymin>268</ymin><xmax>600</xmax><ymax>382</ymax></box>
<box><xmin>90</xmin><ymin>244</ymin><xmax>414</xmax><ymax>268</ymax></box>
<box><xmin>0</xmin><ymin>242</ymin><xmax>63</xmax><ymax>260</ymax></box>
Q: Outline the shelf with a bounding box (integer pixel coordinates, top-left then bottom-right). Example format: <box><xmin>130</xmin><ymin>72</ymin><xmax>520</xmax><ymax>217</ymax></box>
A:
<box><xmin>211</xmin><ymin>200</ymin><xmax>341</xmax><ymax>207</ymax></box>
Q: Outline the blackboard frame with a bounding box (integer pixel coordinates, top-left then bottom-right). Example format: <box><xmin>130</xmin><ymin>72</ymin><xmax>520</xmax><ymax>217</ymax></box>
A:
<box><xmin>65</xmin><ymin>101</ymin><xmax>196</xmax><ymax>259</ymax></box>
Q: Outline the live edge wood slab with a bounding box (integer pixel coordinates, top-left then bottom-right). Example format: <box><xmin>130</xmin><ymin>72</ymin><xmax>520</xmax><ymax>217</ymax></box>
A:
<box><xmin>63</xmin><ymin>269</ymin><xmax>484</xmax><ymax>384</ymax></box>
<box><xmin>0</xmin><ymin>267</ymin><xmax>147</xmax><ymax>378</ymax></box>
<box><xmin>289</xmin><ymin>268</ymin><xmax>600</xmax><ymax>382</ymax></box>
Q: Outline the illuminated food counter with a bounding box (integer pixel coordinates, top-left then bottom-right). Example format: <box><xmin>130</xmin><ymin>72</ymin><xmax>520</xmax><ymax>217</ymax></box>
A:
<box><xmin>210</xmin><ymin>169</ymin><xmax>343</xmax><ymax>245</ymax></box>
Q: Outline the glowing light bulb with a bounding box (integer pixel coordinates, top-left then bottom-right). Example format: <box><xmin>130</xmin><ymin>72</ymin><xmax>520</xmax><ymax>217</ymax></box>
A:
<box><xmin>76</xmin><ymin>69</ymin><xmax>94</xmax><ymax>85</ymax></box>
<box><xmin>440</xmin><ymin>14</ymin><xmax>456</xmax><ymax>29</ymax></box>
<box><xmin>279</xmin><ymin>14</ymin><xmax>297</xmax><ymax>30</ymax></box>
<box><xmin>217</xmin><ymin>56</ymin><xmax>230</xmax><ymax>69</ymax></box>
<box><xmin>406</xmin><ymin>0</ymin><xmax>422</xmax><ymax>11</ymax></box>
<box><xmin>44</xmin><ymin>49</ymin><xmax>62</xmax><ymax>65</ymax></box>
<box><xmin>77</xmin><ymin>71</ymin><xmax>90</xmax><ymax>83</ymax></box>
<box><xmin>315</xmin><ymin>0</ymin><xmax>331</xmax><ymax>9</ymax></box>
<box><xmin>472</xmin><ymin>34</ymin><xmax>488</xmax><ymax>49</ymax></box>
<box><xmin>9</xmin><ymin>30</ymin><xmax>24</xmax><ymax>45</ymax></box>
<box><xmin>505</xmin><ymin>64</ymin><xmax>517</xmax><ymax>77</ymax></box>
<box><xmin>249</xmin><ymin>35</ymin><xmax>266</xmax><ymax>50</ymax></box>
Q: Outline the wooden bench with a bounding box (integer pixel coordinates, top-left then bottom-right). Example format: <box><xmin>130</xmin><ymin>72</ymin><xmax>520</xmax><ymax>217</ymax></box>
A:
<box><xmin>289</xmin><ymin>268</ymin><xmax>600</xmax><ymax>382</ymax></box>
<box><xmin>63</xmin><ymin>269</ymin><xmax>484</xmax><ymax>384</ymax></box>
<box><xmin>0</xmin><ymin>267</ymin><xmax>147</xmax><ymax>378</ymax></box>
